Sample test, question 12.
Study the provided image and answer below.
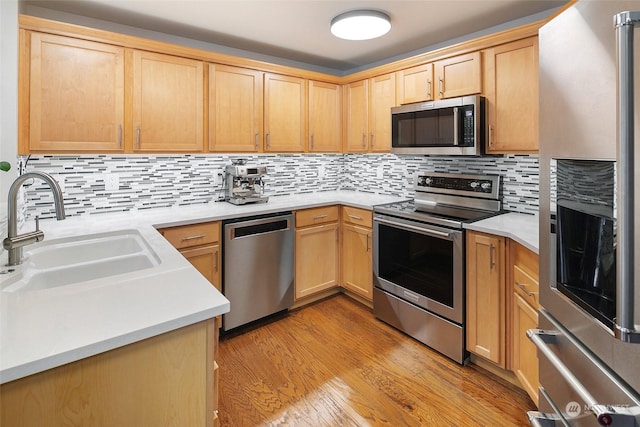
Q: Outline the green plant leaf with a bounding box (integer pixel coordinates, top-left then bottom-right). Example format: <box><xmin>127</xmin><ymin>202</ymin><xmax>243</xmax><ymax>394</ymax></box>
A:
<box><xmin>0</xmin><ymin>161</ymin><xmax>10</xmax><ymax>172</ymax></box>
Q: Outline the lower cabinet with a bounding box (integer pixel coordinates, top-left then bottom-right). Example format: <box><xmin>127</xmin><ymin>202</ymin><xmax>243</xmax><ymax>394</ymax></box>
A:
<box><xmin>510</xmin><ymin>241</ymin><xmax>540</xmax><ymax>406</ymax></box>
<box><xmin>466</xmin><ymin>230</ymin><xmax>507</xmax><ymax>367</ymax></box>
<box><xmin>1</xmin><ymin>319</ymin><xmax>218</xmax><ymax>427</ymax></box>
<box><xmin>466</xmin><ymin>230</ymin><xmax>541</xmax><ymax>406</ymax></box>
<box><xmin>340</xmin><ymin>206</ymin><xmax>373</xmax><ymax>301</ymax></box>
<box><xmin>294</xmin><ymin>206</ymin><xmax>340</xmax><ymax>300</ymax></box>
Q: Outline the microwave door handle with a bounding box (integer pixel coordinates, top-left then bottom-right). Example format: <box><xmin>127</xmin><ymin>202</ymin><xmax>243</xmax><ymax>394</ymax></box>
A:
<box><xmin>452</xmin><ymin>107</ymin><xmax>459</xmax><ymax>146</ymax></box>
<box><xmin>615</xmin><ymin>12</ymin><xmax>640</xmax><ymax>343</ymax></box>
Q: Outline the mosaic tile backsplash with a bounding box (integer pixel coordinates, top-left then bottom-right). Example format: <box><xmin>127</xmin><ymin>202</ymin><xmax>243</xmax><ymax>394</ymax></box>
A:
<box><xmin>19</xmin><ymin>153</ymin><xmax>539</xmax><ymax>220</ymax></box>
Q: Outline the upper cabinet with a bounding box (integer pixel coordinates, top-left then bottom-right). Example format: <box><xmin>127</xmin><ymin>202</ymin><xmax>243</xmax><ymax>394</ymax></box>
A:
<box><xmin>344</xmin><ymin>73</ymin><xmax>396</xmax><ymax>153</ymax></box>
<box><xmin>369</xmin><ymin>73</ymin><xmax>396</xmax><ymax>153</ymax></box>
<box><xmin>395</xmin><ymin>52</ymin><xmax>481</xmax><ymax>104</ymax></box>
<box><xmin>130</xmin><ymin>50</ymin><xmax>205</xmax><ymax>152</ymax></box>
<box><xmin>264</xmin><ymin>73</ymin><xmax>307</xmax><ymax>152</ymax></box>
<box><xmin>344</xmin><ymin>79</ymin><xmax>369</xmax><ymax>152</ymax></box>
<box><xmin>396</xmin><ymin>63</ymin><xmax>433</xmax><ymax>104</ymax></box>
<box><xmin>435</xmin><ymin>52</ymin><xmax>482</xmax><ymax>99</ymax></box>
<box><xmin>24</xmin><ymin>32</ymin><xmax>125</xmax><ymax>153</ymax></box>
<box><xmin>208</xmin><ymin>64</ymin><xmax>263</xmax><ymax>152</ymax></box>
<box><xmin>308</xmin><ymin>80</ymin><xmax>341</xmax><ymax>152</ymax></box>
<box><xmin>483</xmin><ymin>37</ymin><xmax>539</xmax><ymax>153</ymax></box>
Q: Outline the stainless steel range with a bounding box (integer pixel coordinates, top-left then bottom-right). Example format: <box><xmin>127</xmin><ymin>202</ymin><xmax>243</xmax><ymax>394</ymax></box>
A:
<box><xmin>373</xmin><ymin>172</ymin><xmax>501</xmax><ymax>364</ymax></box>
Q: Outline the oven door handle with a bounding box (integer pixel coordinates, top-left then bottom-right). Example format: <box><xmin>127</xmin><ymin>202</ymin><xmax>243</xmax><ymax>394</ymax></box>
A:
<box><xmin>374</xmin><ymin>217</ymin><xmax>458</xmax><ymax>240</ymax></box>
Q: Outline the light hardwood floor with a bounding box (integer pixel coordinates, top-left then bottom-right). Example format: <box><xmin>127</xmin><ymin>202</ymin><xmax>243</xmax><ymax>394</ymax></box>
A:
<box><xmin>218</xmin><ymin>294</ymin><xmax>534</xmax><ymax>426</ymax></box>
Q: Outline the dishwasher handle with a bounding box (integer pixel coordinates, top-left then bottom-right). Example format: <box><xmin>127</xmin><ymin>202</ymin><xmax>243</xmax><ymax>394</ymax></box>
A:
<box><xmin>227</xmin><ymin>214</ymin><xmax>293</xmax><ymax>240</ymax></box>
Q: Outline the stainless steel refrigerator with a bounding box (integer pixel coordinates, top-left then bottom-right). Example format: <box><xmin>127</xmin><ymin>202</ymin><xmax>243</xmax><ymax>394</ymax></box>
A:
<box><xmin>533</xmin><ymin>1</ymin><xmax>640</xmax><ymax>425</ymax></box>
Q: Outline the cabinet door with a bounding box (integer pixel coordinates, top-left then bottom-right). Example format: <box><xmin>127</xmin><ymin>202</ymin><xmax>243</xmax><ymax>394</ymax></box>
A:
<box><xmin>341</xmin><ymin>223</ymin><xmax>372</xmax><ymax>301</ymax></box>
<box><xmin>264</xmin><ymin>73</ymin><xmax>307</xmax><ymax>152</ymax></box>
<box><xmin>209</xmin><ymin>64</ymin><xmax>263</xmax><ymax>152</ymax></box>
<box><xmin>466</xmin><ymin>231</ymin><xmax>506</xmax><ymax>367</ymax></box>
<box><xmin>131</xmin><ymin>50</ymin><xmax>204</xmax><ymax>152</ymax></box>
<box><xmin>396</xmin><ymin>63</ymin><xmax>433</xmax><ymax>104</ymax></box>
<box><xmin>513</xmin><ymin>293</ymin><xmax>539</xmax><ymax>406</ymax></box>
<box><xmin>308</xmin><ymin>80</ymin><xmax>341</xmax><ymax>152</ymax></box>
<box><xmin>26</xmin><ymin>32</ymin><xmax>125</xmax><ymax>153</ymax></box>
<box><xmin>435</xmin><ymin>51</ymin><xmax>481</xmax><ymax>99</ymax></box>
<box><xmin>344</xmin><ymin>79</ymin><xmax>369</xmax><ymax>152</ymax></box>
<box><xmin>295</xmin><ymin>223</ymin><xmax>339</xmax><ymax>300</ymax></box>
<box><xmin>180</xmin><ymin>244</ymin><xmax>221</xmax><ymax>291</ymax></box>
<box><xmin>484</xmin><ymin>37</ymin><xmax>539</xmax><ymax>153</ymax></box>
<box><xmin>369</xmin><ymin>73</ymin><xmax>396</xmax><ymax>153</ymax></box>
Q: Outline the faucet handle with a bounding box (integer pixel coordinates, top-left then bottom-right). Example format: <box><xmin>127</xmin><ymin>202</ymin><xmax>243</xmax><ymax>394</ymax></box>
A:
<box><xmin>35</xmin><ymin>216</ymin><xmax>40</xmax><ymax>232</ymax></box>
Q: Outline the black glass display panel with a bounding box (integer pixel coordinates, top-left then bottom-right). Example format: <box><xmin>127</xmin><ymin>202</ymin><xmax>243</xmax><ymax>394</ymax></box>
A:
<box><xmin>392</xmin><ymin>105</ymin><xmax>474</xmax><ymax>148</ymax></box>
<box><xmin>377</xmin><ymin>222</ymin><xmax>454</xmax><ymax>307</ymax></box>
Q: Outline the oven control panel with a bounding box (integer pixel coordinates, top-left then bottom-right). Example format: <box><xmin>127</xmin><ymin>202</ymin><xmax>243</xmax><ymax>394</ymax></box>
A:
<box><xmin>413</xmin><ymin>172</ymin><xmax>500</xmax><ymax>200</ymax></box>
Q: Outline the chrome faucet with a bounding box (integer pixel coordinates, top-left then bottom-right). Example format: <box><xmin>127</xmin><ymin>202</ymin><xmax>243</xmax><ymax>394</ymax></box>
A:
<box><xmin>3</xmin><ymin>171</ymin><xmax>66</xmax><ymax>266</ymax></box>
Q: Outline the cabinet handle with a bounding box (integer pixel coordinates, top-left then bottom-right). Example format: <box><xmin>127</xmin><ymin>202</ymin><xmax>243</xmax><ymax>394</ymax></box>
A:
<box><xmin>136</xmin><ymin>125</ymin><xmax>141</xmax><ymax>149</ymax></box>
<box><xmin>255</xmin><ymin>132</ymin><xmax>259</xmax><ymax>150</ymax></box>
<box><xmin>361</xmin><ymin>133</ymin><xmax>366</xmax><ymax>148</ymax></box>
<box><xmin>438</xmin><ymin>77</ymin><xmax>444</xmax><ymax>97</ymax></box>
<box><xmin>489</xmin><ymin>244</ymin><xmax>495</xmax><ymax>268</ymax></box>
<box><xmin>214</xmin><ymin>249</ymin><xmax>219</xmax><ymax>272</ymax></box>
<box><xmin>266</xmin><ymin>132</ymin><xmax>271</xmax><ymax>150</ymax></box>
<box><xmin>488</xmin><ymin>124</ymin><xmax>494</xmax><ymax>148</ymax></box>
<box><xmin>348</xmin><ymin>214</ymin><xmax>362</xmax><ymax>220</ymax></box>
<box><xmin>311</xmin><ymin>133</ymin><xmax>314</xmax><ymax>150</ymax></box>
<box><xmin>370</xmin><ymin>133</ymin><xmax>374</xmax><ymax>148</ymax></box>
<box><xmin>516</xmin><ymin>282</ymin><xmax>537</xmax><ymax>297</ymax></box>
<box><xmin>313</xmin><ymin>214</ymin><xmax>328</xmax><ymax>220</ymax></box>
<box><xmin>117</xmin><ymin>124</ymin><xmax>122</xmax><ymax>148</ymax></box>
<box><xmin>336</xmin><ymin>228</ymin><xmax>339</xmax><ymax>242</ymax></box>
<box><xmin>182</xmin><ymin>234</ymin><xmax>206</xmax><ymax>241</ymax></box>
<box><xmin>366</xmin><ymin>234</ymin><xmax>371</xmax><ymax>252</ymax></box>
<box><xmin>427</xmin><ymin>78</ymin><xmax>432</xmax><ymax>98</ymax></box>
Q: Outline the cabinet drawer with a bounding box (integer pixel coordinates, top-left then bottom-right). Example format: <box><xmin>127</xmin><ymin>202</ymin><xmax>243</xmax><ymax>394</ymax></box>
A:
<box><xmin>341</xmin><ymin>206</ymin><xmax>372</xmax><ymax>228</ymax></box>
<box><xmin>513</xmin><ymin>241</ymin><xmax>538</xmax><ymax>280</ymax></box>
<box><xmin>161</xmin><ymin>222</ymin><xmax>220</xmax><ymax>249</ymax></box>
<box><xmin>295</xmin><ymin>206</ymin><xmax>339</xmax><ymax>228</ymax></box>
<box><xmin>514</xmin><ymin>264</ymin><xmax>539</xmax><ymax>309</ymax></box>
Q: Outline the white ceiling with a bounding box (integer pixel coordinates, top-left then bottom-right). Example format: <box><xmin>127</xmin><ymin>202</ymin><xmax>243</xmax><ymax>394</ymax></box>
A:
<box><xmin>22</xmin><ymin>0</ymin><xmax>567</xmax><ymax>74</ymax></box>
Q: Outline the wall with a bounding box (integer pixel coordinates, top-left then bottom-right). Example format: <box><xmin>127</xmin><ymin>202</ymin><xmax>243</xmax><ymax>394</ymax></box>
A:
<box><xmin>0</xmin><ymin>0</ymin><xmax>19</xmax><ymax>248</ymax></box>
<box><xmin>22</xmin><ymin>153</ymin><xmax>538</xmax><ymax>220</ymax></box>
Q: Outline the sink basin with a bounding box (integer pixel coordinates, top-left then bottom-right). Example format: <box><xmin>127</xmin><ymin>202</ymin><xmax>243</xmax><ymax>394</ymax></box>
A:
<box><xmin>2</xmin><ymin>230</ymin><xmax>161</xmax><ymax>293</ymax></box>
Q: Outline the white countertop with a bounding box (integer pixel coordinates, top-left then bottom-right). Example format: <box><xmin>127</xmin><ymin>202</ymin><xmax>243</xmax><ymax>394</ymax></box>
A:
<box><xmin>0</xmin><ymin>191</ymin><xmax>404</xmax><ymax>384</ymax></box>
<box><xmin>464</xmin><ymin>212</ymin><xmax>539</xmax><ymax>254</ymax></box>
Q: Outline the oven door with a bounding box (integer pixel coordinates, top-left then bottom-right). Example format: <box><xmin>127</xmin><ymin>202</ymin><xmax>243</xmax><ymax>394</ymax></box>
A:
<box><xmin>373</xmin><ymin>213</ymin><xmax>464</xmax><ymax>324</ymax></box>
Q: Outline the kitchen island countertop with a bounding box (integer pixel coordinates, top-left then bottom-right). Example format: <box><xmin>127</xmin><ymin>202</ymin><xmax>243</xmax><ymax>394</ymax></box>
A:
<box><xmin>0</xmin><ymin>191</ymin><xmax>405</xmax><ymax>384</ymax></box>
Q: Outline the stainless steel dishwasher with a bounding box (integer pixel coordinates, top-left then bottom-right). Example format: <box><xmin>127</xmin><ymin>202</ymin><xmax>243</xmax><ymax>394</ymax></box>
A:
<box><xmin>222</xmin><ymin>212</ymin><xmax>294</xmax><ymax>332</ymax></box>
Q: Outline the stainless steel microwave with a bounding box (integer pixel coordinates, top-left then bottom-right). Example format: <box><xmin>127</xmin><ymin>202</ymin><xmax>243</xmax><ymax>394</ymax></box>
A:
<box><xmin>391</xmin><ymin>95</ymin><xmax>485</xmax><ymax>156</ymax></box>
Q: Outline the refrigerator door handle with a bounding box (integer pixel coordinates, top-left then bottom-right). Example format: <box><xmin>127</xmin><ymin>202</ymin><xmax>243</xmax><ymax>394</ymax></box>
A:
<box><xmin>615</xmin><ymin>11</ymin><xmax>640</xmax><ymax>343</ymax></box>
<box><xmin>529</xmin><ymin>328</ymin><xmax>640</xmax><ymax>426</ymax></box>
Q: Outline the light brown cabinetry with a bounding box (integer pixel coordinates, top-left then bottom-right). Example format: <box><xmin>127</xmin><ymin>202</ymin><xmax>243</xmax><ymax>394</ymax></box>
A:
<box><xmin>23</xmin><ymin>32</ymin><xmax>125</xmax><ymax>153</ymax></box>
<box><xmin>435</xmin><ymin>51</ymin><xmax>482</xmax><ymax>99</ymax></box>
<box><xmin>208</xmin><ymin>64</ymin><xmax>263</xmax><ymax>152</ymax></box>
<box><xmin>510</xmin><ymin>241</ymin><xmax>540</xmax><ymax>406</ymax></box>
<box><xmin>344</xmin><ymin>74</ymin><xmax>396</xmax><ymax>153</ymax></box>
<box><xmin>368</xmin><ymin>73</ymin><xmax>396</xmax><ymax>152</ymax></box>
<box><xmin>340</xmin><ymin>206</ymin><xmax>373</xmax><ymax>301</ymax></box>
<box><xmin>264</xmin><ymin>73</ymin><xmax>307</xmax><ymax>152</ymax></box>
<box><xmin>483</xmin><ymin>37</ymin><xmax>539</xmax><ymax>153</ymax></box>
<box><xmin>130</xmin><ymin>50</ymin><xmax>205</xmax><ymax>152</ymax></box>
<box><xmin>294</xmin><ymin>206</ymin><xmax>340</xmax><ymax>300</ymax></box>
<box><xmin>160</xmin><ymin>222</ymin><xmax>221</xmax><ymax>291</ymax></box>
<box><xmin>1</xmin><ymin>319</ymin><xmax>218</xmax><ymax>427</ymax></box>
<box><xmin>308</xmin><ymin>80</ymin><xmax>341</xmax><ymax>152</ymax></box>
<box><xmin>396</xmin><ymin>63</ymin><xmax>434</xmax><ymax>104</ymax></box>
<box><xmin>466</xmin><ymin>230</ymin><xmax>507</xmax><ymax>367</ymax></box>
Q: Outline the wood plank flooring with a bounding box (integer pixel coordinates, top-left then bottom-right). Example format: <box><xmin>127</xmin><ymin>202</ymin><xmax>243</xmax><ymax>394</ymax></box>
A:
<box><xmin>218</xmin><ymin>294</ymin><xmax>534</xmax><ymax>426</ymax></box>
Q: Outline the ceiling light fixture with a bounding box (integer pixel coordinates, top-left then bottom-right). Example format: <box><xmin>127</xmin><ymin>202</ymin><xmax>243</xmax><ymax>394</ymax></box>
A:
<box><xmin>330</xmin><ymin>10</ymin><xmax>391</xmax><ymax>41</ymax></box>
